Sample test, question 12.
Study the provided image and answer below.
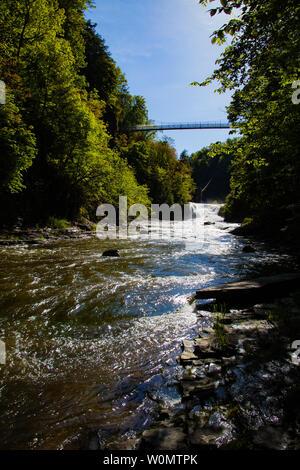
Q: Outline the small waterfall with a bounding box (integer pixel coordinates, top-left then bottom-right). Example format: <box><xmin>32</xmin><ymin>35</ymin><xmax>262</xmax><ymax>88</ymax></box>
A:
<box><xmin>186</xmin><ymin>202</ymin><xmax>204</xmax><ymax>220</ymax></box>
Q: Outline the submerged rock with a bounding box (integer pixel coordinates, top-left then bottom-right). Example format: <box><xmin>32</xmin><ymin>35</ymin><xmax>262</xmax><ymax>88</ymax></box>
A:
<box><xmin>195</xmin><ymin>273</ymin><xmax>300</xmax><ymax>307</ymax></box>
<box><xmin>102</xmin><ymin>249</ymin><xmax>120</xmax><ymax>257</ymax></box>
<box><xmin>242</xmin><ymin>245</ymin><xmax>255</xmax><ymax>253</ymax></box>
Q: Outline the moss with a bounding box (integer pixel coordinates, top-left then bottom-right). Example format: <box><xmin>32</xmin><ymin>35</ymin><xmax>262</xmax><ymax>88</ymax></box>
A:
<box><xmin>242</xmin><ymin>217</ymin><xmax>254</xmax><ymax>227</ymax></box>
<box><xmin>226</xmin><ymin>404</ymin><xmax>240</xmax><ymax>421</ymax></box>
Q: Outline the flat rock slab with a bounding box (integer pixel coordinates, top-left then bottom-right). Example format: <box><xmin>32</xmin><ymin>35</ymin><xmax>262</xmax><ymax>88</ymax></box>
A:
<box><xmin>195</xmin><ymin>273</ymin><xmax>300</xmax><ymax>306</ymax></box>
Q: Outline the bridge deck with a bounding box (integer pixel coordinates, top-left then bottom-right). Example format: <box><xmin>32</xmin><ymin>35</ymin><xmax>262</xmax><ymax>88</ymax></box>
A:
<box><xmin>128</xmin><ymin>121</ymin><xmax>231</xmax><ymax>132</ymax></box>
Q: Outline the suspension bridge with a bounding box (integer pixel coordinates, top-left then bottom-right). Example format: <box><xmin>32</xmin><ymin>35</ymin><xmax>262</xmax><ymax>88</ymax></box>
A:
<box><xmin>128</xmin><ymin>121</ymin><xmax>231</xmax><ymax>132</ymax></box>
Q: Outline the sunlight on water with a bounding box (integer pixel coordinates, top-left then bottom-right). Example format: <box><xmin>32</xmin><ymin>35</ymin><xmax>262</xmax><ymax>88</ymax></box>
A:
<box><xmin>0</xmin><ymin>204</ymin><xmax>294</xmax><ymax>449</ymax></box>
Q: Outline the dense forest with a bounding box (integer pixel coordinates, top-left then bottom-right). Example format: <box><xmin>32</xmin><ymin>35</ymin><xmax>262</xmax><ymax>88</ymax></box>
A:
<box><xmin>194</xmin><ymin>0</ymin><xmax>300</xmax><ymax>239</ymax></box>
<box><xmin>0</xmin><ymin>0</ymin><xmax>194</xmax><ymax>227</ymax></box>
<box><xmin>1</xmin><ymin>0</ymin><xmax>299</xmax><ymax>239</ymax></box>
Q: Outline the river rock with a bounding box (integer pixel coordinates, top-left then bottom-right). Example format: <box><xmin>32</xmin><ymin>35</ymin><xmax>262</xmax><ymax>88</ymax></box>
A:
<box><xmin>102</xmin><ymin>249</ymin><xmax>120</xmax><ymax>257</ymax></box>
<box><xmin>242</xmin><ymin>245</ymin><xmax>255</xmax><ymax>253</ymax></box>
<box><xmin>76</xmin><ymin>217</ymin><xmax>95</xmax><ymax>231</ymax></box>
<box><xmin>194</xmin><ymin>337</ymin><xmax>216</xmax><ymax>357</ymax></box>
<box><xmin>206</xmin><ymin>362</ymin><xmax>222</xmax><ymax>376</ymax></box>
<box><xmin>252</xmin><ymin>425</ymin><xmax>290</xmax><ymax>450</ymax></box>
<box><xmin>195</xmin><ymin>273</ymin><xmax>300</xmax><ymax>306</ymax></box>
<box><xmin>0</xmin><ymin>240</ymin><xmax>22</xmax><ymax>246</ymax></box>
<box><xmin>189</xmin><ymin>427</ymin><xmax>225</xmax><ymax>448</ymax></box>
<box><xmin>180</xmin><ymin>340</ymin><xmax>198</xmax><ymax>362</ymax></box>
<box><xmin>181</xmin><ymin>377</ymin><xmax>218</xmax><ymax>399</ymax></box>
<box><xmin>141</xmin><ymin>427</ymin><xmax>187</xmax><ymax>450</ymax></box>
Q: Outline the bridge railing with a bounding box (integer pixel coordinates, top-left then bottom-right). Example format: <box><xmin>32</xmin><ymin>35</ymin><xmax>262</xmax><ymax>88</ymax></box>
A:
<box><xmin>128</xmin><ymin>121</ymin><xmax>231</xmax><ymax>131</ymax></box>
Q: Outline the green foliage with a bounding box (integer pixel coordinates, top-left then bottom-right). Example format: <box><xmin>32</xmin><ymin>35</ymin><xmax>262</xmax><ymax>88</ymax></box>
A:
<box><xmin>212</xmin><ymin>304</ymin><xmax>229</xmax><ymax>348</ymax></box>
<box><xmin>242</xmin><ymin>218</ymin><xmax>254</xmax><ymax>227</ymax></box>
<box><xmin>0</xmin><ymin>92</ymin><xmax>37</xmax><ymax>193</ymax></box>
<box><xmin>123</xmin><ymin>139</ymin><xmax>195</xmax><ymax>205</ymax></box>
<box><xmin>0</xmin><ymin>0</ymin><xmax>192</xmax><ymax>226</ymax></box>
<box><xmin>196</xmin><ymin>0</ymin><xmax>300</xmax><ymax>230</ymax></box>
<box><xmin>188</xmin><ymin>139</ymin><xmax>235</xmax><ymax>202</ymax></box>
<box><xmin>47</xmin><ymin>216</ymin><xmax>70</xmax><ymax>229</ymax></box>
<box><xmin>81</xmin><ymin>21</ymin><xmax>149</xmax><ymax>138</ymax></box>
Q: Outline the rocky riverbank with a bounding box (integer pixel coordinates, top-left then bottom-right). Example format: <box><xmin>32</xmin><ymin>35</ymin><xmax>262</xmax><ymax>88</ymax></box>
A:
<box><xmin>0</xmin><ymin>224</ymin><xmax>97</xmax><ymax>246</ymax></box>
<box><xmin>219</xmin><ymin>204</ymin><xmax>300</xmax><ymax>259</ymax></box>
<box><xmin>107</xmin><ymin>275</ymin><xmax>300</xmax><ymax>451</ymax></box>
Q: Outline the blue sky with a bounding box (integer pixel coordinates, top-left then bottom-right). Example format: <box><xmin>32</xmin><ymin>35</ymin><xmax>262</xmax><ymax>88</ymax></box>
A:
<box><xmin>86</xmin><ymin>0</ymin><xmax>233</xmax><ymax>156</ymax></box>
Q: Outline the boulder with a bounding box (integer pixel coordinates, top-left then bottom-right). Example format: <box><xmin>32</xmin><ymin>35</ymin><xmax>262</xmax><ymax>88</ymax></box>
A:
<box><xmin>195</xmin><ymin>273</ymin><xmax>300</xmax><ymax>306</ymax></box>
<box><xmin>102</xmin><ymin>249</ymin><xmax>120</xmax><ymax>257</ymax></box>
<box><xmin>242</xmin><ymin>245</ymin><xmax>255</xmax><ymax>253</ymax></box>
<box><xmin>76</xmin><ymin>217</ymin><xmax>95</xmax><ymax>231</ymax></box>
<box><xmin>141</xmin><ymin>427</ymin><xmax>187</xmax><ymax>450</ymax></box>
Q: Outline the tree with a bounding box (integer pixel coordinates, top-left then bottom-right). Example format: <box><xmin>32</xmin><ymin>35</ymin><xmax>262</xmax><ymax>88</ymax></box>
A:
<box><xmin>189</xmin><ymin>139</ymin><xmax>235</xmax><ymax>203</ymax></box>
<box><xmin>194</xmin><ymin>0</ymin><xmax>300</xmax><ymax>229</ymax></box>
<box><xmin>81</xmin><ymin>22</ymin><xmax>149</xmax><ymax>139</ymax></box>
<box><xmin>82</xmin><ymin>20</ymin><xmax>119</xmax><ymax>105</ymax></box>
<box><xmin>123</xmin><ymin>139</ymin><xmax>194</xmax><ymax>205</ymax></box>
<box><xmin>0</xmin><ymin>0</ymin><xmax>151</xmax><ymax>222</ymax></box>
<box><xmin>0</xmin><ymin>0</ymin><xmax>194</xmax><ymax>226</ymax></box>
<box><xmin>0</xmin><ymin>93</ymin><xmax>37</xmax><ymax>193</ymax></box>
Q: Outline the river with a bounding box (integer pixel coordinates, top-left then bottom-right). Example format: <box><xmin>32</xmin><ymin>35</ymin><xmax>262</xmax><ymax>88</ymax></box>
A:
<box><xmin>0</xmin><ymin>204</ymin><xmax>294</xmax><ymax>449</ymax></box>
